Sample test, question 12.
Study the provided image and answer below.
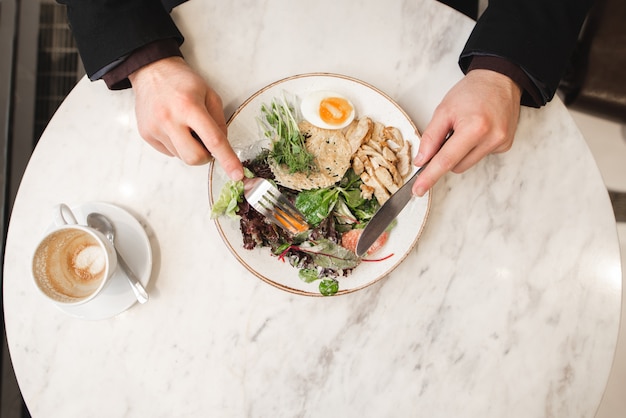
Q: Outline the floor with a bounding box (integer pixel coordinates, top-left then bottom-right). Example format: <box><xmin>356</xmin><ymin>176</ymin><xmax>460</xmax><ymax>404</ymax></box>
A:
<box><xmin>569</xmin><ymin>109</ymin><xmax>626</xmax><ymax>418</ymax></box>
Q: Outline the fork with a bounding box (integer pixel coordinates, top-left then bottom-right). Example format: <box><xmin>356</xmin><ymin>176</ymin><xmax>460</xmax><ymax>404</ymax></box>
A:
<box><xmin>195</xmin><ymin>130</ymin><xmax>308</xmax><ymax>234</ymax></box>
<box><xmin>243</xmin><ymin>177</ymin><xmax>309</xmax><ymax>234</ymax></box>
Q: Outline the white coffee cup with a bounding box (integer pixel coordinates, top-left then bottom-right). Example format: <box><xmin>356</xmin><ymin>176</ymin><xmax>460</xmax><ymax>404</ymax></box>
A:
<box><xmin>32</xmin><ymin>204</ymin><xmax>118</xmax><ymax>306</ymax></box>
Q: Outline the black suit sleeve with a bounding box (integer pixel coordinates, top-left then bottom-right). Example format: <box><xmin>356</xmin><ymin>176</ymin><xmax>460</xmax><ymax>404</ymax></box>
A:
<box><xmin>460</xmin><ymin>0</ymin><xmax>594</xmax><ymax>106</ymax></box>
<box><xmin>57</xmin><ymin>0</ymin><xmax>184</xmax><ymax>78</ymax></box>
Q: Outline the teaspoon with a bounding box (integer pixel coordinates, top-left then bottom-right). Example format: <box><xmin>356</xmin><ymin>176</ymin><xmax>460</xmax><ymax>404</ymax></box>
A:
<box><xmin>87</xmin><ymin>212</ymin><xmax>149</xmax><ymax>304</ymax></box>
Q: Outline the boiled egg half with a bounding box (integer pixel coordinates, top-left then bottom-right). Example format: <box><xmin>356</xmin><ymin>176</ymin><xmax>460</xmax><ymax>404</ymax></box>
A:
<box><xmin>300</xmin><ymin>91</ymin><xmax>355</xmax><ymax>130</ymax></box>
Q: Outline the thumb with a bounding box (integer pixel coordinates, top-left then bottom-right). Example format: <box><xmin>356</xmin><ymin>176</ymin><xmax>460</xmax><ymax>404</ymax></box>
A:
<box><xmin>415</xmin><ymin>112</ymin><xmax>454</xmax><ymax>166</ymax></box>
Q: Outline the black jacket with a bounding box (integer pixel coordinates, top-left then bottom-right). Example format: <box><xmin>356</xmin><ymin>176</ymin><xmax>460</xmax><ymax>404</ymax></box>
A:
<box><xmin>57</xmin><ymin>0</ymin><xmax>184</xmax><ymax>78</ymax></box>
<box><xmin>461</xmin><ymin>0</ymin><xmax>594</xmax><ymax>104</ymax></box>
<box><xmin>58</xmin><ymin>0</ymin><xmax>594</xmax><ymax>106</ymax></box>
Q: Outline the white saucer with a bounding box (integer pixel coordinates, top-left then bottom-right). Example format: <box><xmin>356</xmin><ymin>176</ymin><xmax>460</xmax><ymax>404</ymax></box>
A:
<box><xmin>50</xmin><ymin>202</ymin><xmax>152</xmax><ymax>320</ymax></box>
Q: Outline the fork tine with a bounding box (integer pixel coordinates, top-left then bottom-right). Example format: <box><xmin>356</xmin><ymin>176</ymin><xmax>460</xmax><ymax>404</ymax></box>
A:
<box><xmin>243</xmin><ymin>177</ymin><xmax>309</xmax><ymax>234</ymax></box>
<box><xmin>257</xmin><ymin>192</ymin><xmax>302</xmax><ymax>230</ymax></box>
<box><xmin>263</xmin><ymin>191</ymin><xmax>308</xmax><ymax>233</ymax></box>
<box><xmin>273</xmin><ymin>195</ymin><xmax>307</xmax><ymax>224</ymax></box>
<box><xmin>272</xmin><ymin>200</ymin><xmax>307</xmax><ymax>230</ymax></box>
<box><xmin>273</xmin><ymin>207</ymin><xmax>304</xmax><ymax>233</ymax></box>
<box><xmin>266</xmin><ymin>187</ymin><xmax>307</xmax><ymax>219</ymax></box>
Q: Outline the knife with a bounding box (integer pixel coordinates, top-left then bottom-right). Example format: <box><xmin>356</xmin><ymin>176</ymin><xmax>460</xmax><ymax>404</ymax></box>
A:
<box><xmin>355</xmin><ymin>132</ymin><xmax>450</xmax><ymax>257</ymax></box>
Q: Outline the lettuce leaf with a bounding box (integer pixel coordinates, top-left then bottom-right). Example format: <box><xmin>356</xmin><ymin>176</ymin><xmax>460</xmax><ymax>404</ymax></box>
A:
<box><xmin>210</xmin><ymin>180</ymin><xmax>244</xmax><ymax>219</ymax></box>
<box><xmin>295</xmin><ymin>188</ymin><xmax>340</xmax><ymax>227</ymax></box>
<box><xmin>299</xmin><ymin>239</ymin><xmax>360</xmax><ymax>270</ymax></box>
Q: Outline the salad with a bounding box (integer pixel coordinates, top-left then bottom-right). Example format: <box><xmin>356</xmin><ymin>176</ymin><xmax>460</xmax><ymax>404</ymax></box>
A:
<box><xmin>212</xmin><ymin>90</ymin><xmax>411</xmax><ymax>295</ymax></box>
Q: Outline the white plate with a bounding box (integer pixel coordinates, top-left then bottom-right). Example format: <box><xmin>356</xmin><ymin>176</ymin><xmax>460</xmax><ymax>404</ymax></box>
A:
<box><xmin>209</xmin><ymin>73</ymin><xmax>430</xmax><ymax>296</ymax></box>
<box><xmin>50</xmin><ymin>202</ymin><xmax>152</xmax><ymax>320</ymax></box>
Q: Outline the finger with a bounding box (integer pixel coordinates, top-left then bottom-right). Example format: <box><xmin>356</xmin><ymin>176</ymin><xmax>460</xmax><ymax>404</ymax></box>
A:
<box><xmin>190</xmin><ymin>130</ymin><xmax>213</xmax><ymax>158</ymax></box>
<box><xmin>204</xmin><ymin>90</ymin><xmax>228</xmax><ymax>137</ymax></box>
<box><xmin>450</xmin><ymin>145</ymin><xmax>484</xmax><ymax>173</ymax></box>
<box><xmin>452</xmin><ymin>133</ymin><xmax>514</xmax><ymax>173</ymax></box>
<box><xmin>415</xmin><ymin>111</ymin><xmax>454</xmax><ymax>166</ymax></box>
<box><xmin>412</xmin><ymin>134</ymin><xmax>474</xmax><ymax>196</ymax></box>
<box><xmin>169</xmin><ymin>126</ymin><xmax>214</xmax><ymax>166</ymax></box>
<box><xmin>491</xmin><ymin>140</ymin><xmax>513</xmax><ymax>154</ymax></box>
<box><xmin>190</xmin><ymin>112</ymin><xmax>243</xmax><ymax>180</ymax></box>
<box><xmin>142</xmin><ymin>133</ymin><xmax>176</xmax><ymax>157</ymax></box>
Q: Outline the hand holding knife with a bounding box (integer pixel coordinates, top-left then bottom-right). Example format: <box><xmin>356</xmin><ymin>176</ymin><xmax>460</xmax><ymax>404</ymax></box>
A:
<box><xmin>355</xmin><ymin>131</ymin><xmax>452</xmax><ymax>257</ymax></box>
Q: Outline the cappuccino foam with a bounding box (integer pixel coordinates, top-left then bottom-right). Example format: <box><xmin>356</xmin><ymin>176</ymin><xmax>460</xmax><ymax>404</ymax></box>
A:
<box><xmin>33</xmin><ymin>228</ymin><xmax>108</xmax><ymax>303</ymax></box>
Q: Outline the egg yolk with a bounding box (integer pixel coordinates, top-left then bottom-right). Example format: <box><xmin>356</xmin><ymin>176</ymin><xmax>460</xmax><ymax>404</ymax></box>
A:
<box><xmin>318</xmin><ymin>97</ymin><xmax>353</xmax><ymax>126</ymax></box>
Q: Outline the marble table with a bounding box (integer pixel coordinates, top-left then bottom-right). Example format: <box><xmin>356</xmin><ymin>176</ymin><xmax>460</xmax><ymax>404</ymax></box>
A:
<box><xmin>3</xmin><ymin>1</ymin><xmax>622</xmax><ymax>417</ymax></box>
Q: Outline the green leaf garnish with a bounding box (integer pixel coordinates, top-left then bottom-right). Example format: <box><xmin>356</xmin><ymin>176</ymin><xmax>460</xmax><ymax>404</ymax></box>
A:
<box><xmin>259</xmin><ymin>96</ymin><xmax>316</xmax><ymax>174</ymax></box>
<box><xmin>298</xmin><ymin>268</ymin><xmax>319</xmax><ymax>283</ymax></box>
<box><xmin>319</xmin><ymin>278</ymin><xmax>339</xmax><ymax>296</ymax></box>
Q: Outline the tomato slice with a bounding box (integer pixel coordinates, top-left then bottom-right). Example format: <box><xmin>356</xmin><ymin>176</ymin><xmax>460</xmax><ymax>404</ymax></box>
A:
<box><xmin>341</xmin><ymin>229</ymin><xmax>389</xmax><ymax>256</ymax></box>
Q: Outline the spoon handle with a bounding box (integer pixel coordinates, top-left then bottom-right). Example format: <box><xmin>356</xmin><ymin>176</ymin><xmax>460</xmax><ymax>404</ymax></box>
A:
<box><xmin>115</xmin><ymin>249</ymin><xmax>149</xmax><ymax>304</ymax></box>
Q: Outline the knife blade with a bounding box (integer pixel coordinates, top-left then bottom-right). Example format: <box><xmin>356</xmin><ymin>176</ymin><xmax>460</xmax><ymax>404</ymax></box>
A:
<box><xmin>355</xmin><ymin>164</ymin><xmax>426</xmax><ymax>256</ymax></box>
<box><xmin>355</xmin><ymin>132</ymin><xmax>450</xmax><ymax>257</ymax></box>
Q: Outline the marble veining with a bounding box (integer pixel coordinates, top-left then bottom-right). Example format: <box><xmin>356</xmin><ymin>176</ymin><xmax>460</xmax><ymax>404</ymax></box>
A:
<box><xmin>2</xmin><ymin>1</ymin><xmax>621</xmax><ymax>417</ymax></box>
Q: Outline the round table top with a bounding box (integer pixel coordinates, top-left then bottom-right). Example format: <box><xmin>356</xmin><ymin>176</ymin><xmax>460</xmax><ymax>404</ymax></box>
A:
<box><xmin>3</xmin><ymin>1</ymin><xmax>622</xmax><ymax>417</ymax></box>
